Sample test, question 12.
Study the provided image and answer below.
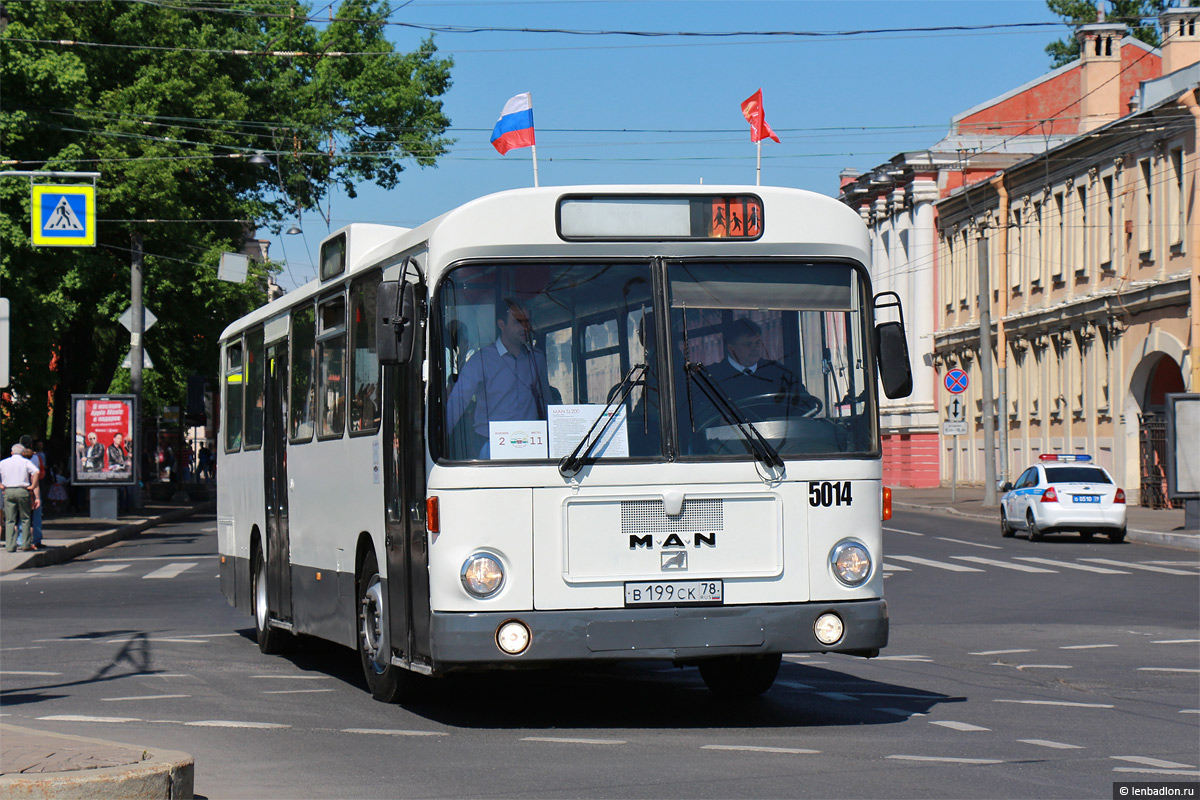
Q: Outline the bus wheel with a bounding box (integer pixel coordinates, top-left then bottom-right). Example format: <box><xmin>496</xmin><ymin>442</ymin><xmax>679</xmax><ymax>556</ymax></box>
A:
<box><xmin>698</xmin><ymin>653</ymin><xmax>781</xmax><ymax>698</ymax></box>
<box><xmin>253</xmin><ymin>547</ymin><xmax>287</xmax><ymax>654</ymax></box>
<box><xmin>357</xmin><ymin>551</ymin><xmax>417</xmax><ymax>703</ymax></box>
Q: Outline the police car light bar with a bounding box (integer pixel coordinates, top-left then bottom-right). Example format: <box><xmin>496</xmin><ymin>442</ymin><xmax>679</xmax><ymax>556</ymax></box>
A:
<box><xmin>1039</xmin><ymin>454</ymin><xmax>1092</xmax><ymax>462</ymax></box>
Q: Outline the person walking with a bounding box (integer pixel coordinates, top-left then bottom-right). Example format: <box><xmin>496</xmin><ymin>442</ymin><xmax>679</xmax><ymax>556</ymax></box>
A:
<box><xmin>24</xmin><ymin>443</ymin><xmax>47</xmax><ymax>548</ymax></box>
<box><xmin>2</xmin><ymin>443</ymin><xmax>42</xmax><ymax>552</ymax></box>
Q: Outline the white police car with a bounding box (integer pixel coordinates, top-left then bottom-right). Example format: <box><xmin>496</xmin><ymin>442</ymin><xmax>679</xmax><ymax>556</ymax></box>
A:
<box><xmin>1000</xmin><ymin>455</ymin><xmax>1127</xmax><ymax>542</ymax></box>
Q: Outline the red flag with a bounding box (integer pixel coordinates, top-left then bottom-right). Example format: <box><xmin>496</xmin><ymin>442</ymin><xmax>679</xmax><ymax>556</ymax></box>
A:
<box><xmin>740</xmin><ymin>89</ymin><xmax>780</xmax><ymax>144</ymax></box>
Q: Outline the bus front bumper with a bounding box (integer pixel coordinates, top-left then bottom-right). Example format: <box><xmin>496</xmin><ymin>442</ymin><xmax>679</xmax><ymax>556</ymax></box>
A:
<box><xmin>427</xmin><ymin>599</ymin><xmax>887</xmax><ymax>667</ymax></box>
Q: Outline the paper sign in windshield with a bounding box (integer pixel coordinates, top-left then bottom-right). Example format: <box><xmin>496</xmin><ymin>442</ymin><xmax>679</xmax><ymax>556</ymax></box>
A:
<box><xmin>548</xmin><ymin>404</ymin><xmax>629</xmax><ymax>459</ymax></box>
<box><xmin>489</xmin><ymin>421</ymin><xmax>548</xmax><ymax>460</ymax></box>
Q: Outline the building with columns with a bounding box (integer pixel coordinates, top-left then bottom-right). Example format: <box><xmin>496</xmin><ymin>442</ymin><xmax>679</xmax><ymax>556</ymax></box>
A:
<box><xmin>839</xmin><ymin>7</ymin><xmax>1171</xmax><ymax>489</ymax></box>
<box><xmin>933</xmin><ymin>6</ymin><xmax>1198</xmax><ymax>507</ymax></box>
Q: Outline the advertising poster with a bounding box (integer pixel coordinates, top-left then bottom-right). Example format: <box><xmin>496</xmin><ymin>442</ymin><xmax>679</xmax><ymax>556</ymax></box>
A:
<box><xmin>72</xmin><ymin>394</ymin><xmax>136</xmax><ymax>486</ymax></box>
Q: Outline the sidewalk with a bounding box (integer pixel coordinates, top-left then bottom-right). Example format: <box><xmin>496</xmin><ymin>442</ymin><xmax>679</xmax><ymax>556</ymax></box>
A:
<box><xmin>891</xmin><ymin>485</ymin><xmax>1198</xmax><ymax>550</ymax></box>
<box><xmin>1</xmin><ymin>496</ymin><xmax>211</xmax><ymax>799</ymax></box>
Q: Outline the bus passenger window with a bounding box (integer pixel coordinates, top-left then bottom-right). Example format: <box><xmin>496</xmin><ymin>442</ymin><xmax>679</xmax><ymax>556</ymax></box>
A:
<box><xmin>224</xmin><ymin>341</ymin><xmax>244</xmax><ymax>452</ymax></box>
<box><xmin>244</xmin><ymin>327</ymin><xmax>265</xmax><ymax>448</ymax></box>
<box><xmin>290</xmin><ymin>305</ymin><xmax>316</xmax><ymax>442</ymax></box>
<box><xmin>350</xmin><ymin>275</ymin><xmax>381</xmax><ymax>433</ymax></box>
<box><xmin>318</xmin><ymin>295</ymin><xmax>347</xmax><ymax>438</ymax></box>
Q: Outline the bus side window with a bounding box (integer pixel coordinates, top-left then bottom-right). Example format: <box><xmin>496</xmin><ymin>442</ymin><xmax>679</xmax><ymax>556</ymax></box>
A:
<box><xmin>318</xmin><ymin>294</ymin><xmax>347</xmax><ymax>438</ymax></box>
<box><xmin>224</xmin><ymin>340</ymin><xmax>244</xmax><ymax>452</ymax></box>
<box><xmin>350</xmin><ymin>273</ymin><xmax>381</xmax><ymax>433</ymax></box>
<box><xmin>244</xmin><ymin>327</ymin><xmax>265</xmax><ymax>448</ymax></box>
<box><xmin>290</xmin><ymin>305</ymin><xmax>316</xmax><ymax>442</ymax></box>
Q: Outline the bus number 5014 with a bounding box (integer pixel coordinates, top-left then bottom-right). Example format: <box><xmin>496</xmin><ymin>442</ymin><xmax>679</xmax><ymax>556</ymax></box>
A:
<box><xmin>809</xmin><ymin>481</ymin><xmax>853</xmax><ymax>507</ymax></box>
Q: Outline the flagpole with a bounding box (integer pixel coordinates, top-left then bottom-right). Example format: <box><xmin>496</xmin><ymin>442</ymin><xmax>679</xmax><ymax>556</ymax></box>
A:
<box><xmin>531</xmin><ymin>144</ymin><xmax>540</xmax><ymax>187</ymax></box>
<box><xmin>756</xmin><ymin>140</ymin><xmax>761</xmax><ymax>186</ymax></box>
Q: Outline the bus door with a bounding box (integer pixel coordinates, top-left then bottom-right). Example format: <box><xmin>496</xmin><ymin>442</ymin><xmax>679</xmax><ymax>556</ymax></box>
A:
<box><xmin>383</xmin><ymin>360</ymin><xmax>431</xmax><ymax>667</ymax></box>
<box><xmin>264</xmin><ymin>340</ymin><xmax>292</xmax><ymax>621</ymax></box>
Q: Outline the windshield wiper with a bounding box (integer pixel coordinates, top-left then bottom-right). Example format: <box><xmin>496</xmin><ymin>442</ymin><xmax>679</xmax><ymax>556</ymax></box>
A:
<box><xmin>685</xmin><ymin>362</ymin><xmax>785</xmax><ymax>471</ymax></box>
<box><xmin>558</xmin><ymin>363</ymin><xmax>647</xmax><ymax>478</ymax></box>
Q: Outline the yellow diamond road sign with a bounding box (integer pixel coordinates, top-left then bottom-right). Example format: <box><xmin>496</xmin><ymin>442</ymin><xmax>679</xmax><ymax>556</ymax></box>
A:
<box><xmin>31</xmin><ymin>184</ymin><xmax>96</xmax><ymax>247</ymax></box>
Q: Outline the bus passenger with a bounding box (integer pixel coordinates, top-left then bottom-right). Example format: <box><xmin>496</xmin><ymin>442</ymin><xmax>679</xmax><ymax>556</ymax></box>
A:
<box><xmin>444</xmin><ymin>298</ymin><xmax>554</xmax><ymax>458</ymax></box>
<box><xmin>705</xmin><ymin>318</ymin><xmax>820</xmax><ymax>419</ymax></box>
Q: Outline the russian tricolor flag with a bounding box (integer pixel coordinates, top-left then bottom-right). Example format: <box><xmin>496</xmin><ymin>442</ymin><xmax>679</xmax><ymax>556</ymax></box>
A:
<box><xmin>490</xmin><ymin>93</ymin><xmax>536</xmax><ymax>155</ymax></box>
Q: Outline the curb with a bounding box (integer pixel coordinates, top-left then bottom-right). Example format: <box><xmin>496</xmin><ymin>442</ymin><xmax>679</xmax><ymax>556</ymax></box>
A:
<box><xmin>0</xmin><ymin>724</ymin><xmax>193</xmax><ymax>799</ymax></box>
<box><xmin>893</xmin><ymin>501</ymin><xmax>1199</xmax><ymax>551</ymax></box>
<box><xmin>10</xmin><ymin>502</ymin><xmax>216</xmax><ymax>571</ymax></box>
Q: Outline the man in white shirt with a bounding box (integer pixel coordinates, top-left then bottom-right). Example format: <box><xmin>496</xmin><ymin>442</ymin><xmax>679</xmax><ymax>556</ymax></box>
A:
<box><xmin>2</xmin><ymin>443</ymin><xmax>42</xmax><ymax>552</ymax></box>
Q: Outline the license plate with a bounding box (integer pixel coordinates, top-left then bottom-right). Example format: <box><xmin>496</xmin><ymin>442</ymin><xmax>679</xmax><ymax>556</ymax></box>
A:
<box><xmin>624</xmin><ymin>580</ymin><xmax>723</xmax><ymax>606</ymax></box>
<box><xmin>1072</xmin><ymin>495</ymin><xmax>1101</xmax><ymax>503</ymax></box>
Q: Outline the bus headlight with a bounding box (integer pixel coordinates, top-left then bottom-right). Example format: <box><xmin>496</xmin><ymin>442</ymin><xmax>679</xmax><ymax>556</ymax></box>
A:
<box><xmin>496</xmin><ymin>620</ymin><xmax>531</xmax><ymax>655</ymax></box>
<box><xmin>814</xmin><ymin>612</ymin><xmax>845</xmax><ymax>645</ymax></box>
<box><xmin>461</xmin><ymin>553</ymin><xmax>505</xmax><ymax>597</ymax></box>
<box><xmin>830</xmin><ymin>540</ymin><xmax>872</xmax><ymax>586</ymax></box>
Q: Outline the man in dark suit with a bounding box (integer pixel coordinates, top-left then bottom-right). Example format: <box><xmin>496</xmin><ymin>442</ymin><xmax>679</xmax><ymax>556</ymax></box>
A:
<box><xmin>704</xmin><ymin>318</ymin><xmax>820</xmax><ymax>420</ymax></box>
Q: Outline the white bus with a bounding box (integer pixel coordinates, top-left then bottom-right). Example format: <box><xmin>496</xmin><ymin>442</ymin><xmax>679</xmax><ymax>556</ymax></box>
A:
<box><xmin>217</xmin><ymin>186</ymin><xmax>913</xmax><ymax>702</ymax></box>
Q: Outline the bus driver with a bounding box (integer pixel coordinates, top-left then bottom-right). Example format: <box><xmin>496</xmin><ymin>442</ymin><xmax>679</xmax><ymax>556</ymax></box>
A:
<box><xmin>445</xmin><ymin>298</ymin><xmax>554</xmax><ymax>458</ymax></box>
<box><xmin>705</xmin><ymin>318</ymin><xmax>821</xmax><ymax>419</ymax></box>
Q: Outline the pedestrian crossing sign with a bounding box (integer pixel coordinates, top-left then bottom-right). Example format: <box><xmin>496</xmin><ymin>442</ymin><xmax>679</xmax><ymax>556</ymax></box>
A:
<box><xmin>31</xmin><ymin>184</ymin><xmax>96</xmax><ymax>247</ymax></box>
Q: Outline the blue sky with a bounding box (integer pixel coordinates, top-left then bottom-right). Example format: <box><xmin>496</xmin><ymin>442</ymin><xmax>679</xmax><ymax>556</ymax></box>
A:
<box><xmin>266</xmin><ymin>0</ymin><xmax>1067</xmax><ymax>290</ymax></box>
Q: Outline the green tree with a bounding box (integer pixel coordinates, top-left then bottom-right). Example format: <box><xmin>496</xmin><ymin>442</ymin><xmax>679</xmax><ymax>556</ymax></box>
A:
<box><xmin>1045</xmin><ymin>0</ymin><xmax>1165</xmax><ymax>68</ymax></box>
<box><xmin>0</xmin><ymin>1</ymin><xmax>451</xmax><ymax>468</ymax></box>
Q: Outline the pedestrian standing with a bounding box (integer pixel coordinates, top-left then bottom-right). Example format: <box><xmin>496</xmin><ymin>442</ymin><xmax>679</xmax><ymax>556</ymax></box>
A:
<box><xmin>2</xmin><ymin>443</ymin><xmax>42</xmax><ymax>552</ymax></box>
<box><xmin>27</xmin><ymin>440</ymin><xmax>48</xmax><ymax>545</ymax></box>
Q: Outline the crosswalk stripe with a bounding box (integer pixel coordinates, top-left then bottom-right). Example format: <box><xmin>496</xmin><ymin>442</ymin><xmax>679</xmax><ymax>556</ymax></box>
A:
<box><xmin>1014</xmin><ymin>557</ymin><xmax>1128</xmax><ymax>574</ymax></box>
<box><xmin>142</xmin><ymin>563</ymin><xmax>198</xmax><ymax>579</ymax></box>
<box><xmin>886</xmin><ymin>555</ymin><xmax>984</xmax><ymax>573</ymax></box>
<box><xmin>882</xmin><ymin>562</ymin><xmax>911</xmax><ymax>572</ymax></box>
<box><xmin>952</xmin><ymin>556</ymin><xmax>1057</xmax><ymax>573</ymax></box>
<box><xmin>88</xmin><ymin>564</ymin><xmax>131</xmax><ymax>573</ymax></box>
<box><xmin>1080</xmin><ymin>559</ymin><xmax>1197</xmax><ymax>576</ymax></box>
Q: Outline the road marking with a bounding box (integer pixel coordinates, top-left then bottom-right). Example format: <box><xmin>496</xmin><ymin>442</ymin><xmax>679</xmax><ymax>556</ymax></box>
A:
<box><xmin>937</xmin><ymin>537</ymin><xmax>1002</xmax><ymax>550</ymax></box>
<box><xmin>1019</xmin><ymin>739</ymin><xmax>1084</xmax><ymax>749</ymax></box>
<box><xmin>102</xmin><ymin>694</ymin><xmax>191</xmax><ymax>702</ymax></box>
<box><xmin>971</xmin><ymin>649</ymin><xmax>1034</xmax><ymax>656</ymax></box>
<box><xmin>263</xmin><ymin>689</ymin><xmax>336</xmax><ymax>695</ymax></box>
<box><xmin>1015</xmin><ymin>664</ymin><xmax>1073</xmax><ymax>670</ymax></box>
<box><xmin>1060</xmin><ymin>644</ymin><xmax>1118</xmax><ymax>650</ymax></box>
<box><xmin>1137</xmin><ymin>667</ymin><xmax>1200</xmax><ymax>674</ymax></box>
<box><xmin>0</xmin><ymin>647</ymin><xmax>43</xmax><ymax>652</ymax></box>
<box><xmin>884</xmin><ymin>527</ymin><xmax>924</xmax><ymax>536</ymax></box>
<box><xmin>250</xmin><ymin>675</ymin><xmax>330</xmax><ymax>680</ymax></box>
<box><xmin>875</xmin><ymin>708</ymin><xmax>927</xmax><ymax>717</ymax></box>
<box><xmin>775</xmin><ymin>681</ymin><xmax>814</xmax><ymax>690</ymax></box>
<box><xmin>887</xmin><ymin>555</ymin><xmax>984</xmax><ymax>572</ymax></box>
<box><xmin>0</xmin><ymin>670</ymin><xmax>61</xmax><ymax>676</ymax></box>
<box><xmin>521</xmin><ymin>737</ymin><xmax>625</xmax><ymax>745</ymax></box>
<box><xmin>887</xmin><ymin>755</ymin><xmax>1003</xmax><ymax>765</ymax></box>
<box><xmin>39</xmin><ymin>715</ymin><xmax>139</xmax><ymax>723</ymax></box>
<box><xmin>89</xmin><ymin>554</ymin><xmax>219</xmax><ymax>562</ymax></box>
<box><xmin>342</xmin><ymin>728</ymin><xmax>447</xmax><ymax>737</ymax></box>
<box><xmin>1153</xmin><ymin>639</ymin><xmax>1200</xmax><ymax>644</ymax></box>
<box><xmin>882</xmin><ymin>562</ymin><xmax>911</xmax><ymax>572</ymax></box>
<box><xmin>994</xmin><ymin>699</ymin><xmax>1112</xmax><ymax>708</ymax></box>
<box><xmin>143</xmin><ymin>562</ymin><xmax>198</xmax><ymax>579</ymax></box>
<box><xmin>952</xmin><ymin>556</ymin><xmax>1057</xmax><ymax>573</ymax></box>
<box><xmin>875</xmin><ymin>654</ymin><xmax>933</xmax><ymax>662</ymax></box>
<box><xmin>1013</xmin><ymin>557</ymin><xmax>1128</xmax><ymax>574</ymax></box>
<box><xmin>1182</xmin><ymin>710</ymin><xmax>1200</xmax><ymax>714</ymax></box>
<box><xmin>87</xmin><ymin>564</ymin><xmax>131</xmax><ymax>573</ymax></box>
<box><xmin>1112</xmin><ymin>756</ymin><xmax>1197</xmax><ymax>769</ymax></box>
<box><xmin>817</xmin><ymin>692</ymin><xmax>859</xmax><ymax>702</ymax></box>
<box><xmin>1080</xmin><ymin>559</ymin><xmax>1196</xmax><ymax>576</ymax></box>
<box><xmin>1113</xmin><ymin>768</ymin><xmax>1200</xmax><ymax>776</ymax></box>
<box><xmin>184</xmin><ymin>720</ymin><xmax>289</xmax><ymax>729</ymax></box>
<box><xmin>930</xmin><ymin>721</ymin><xmax>990</xmax><ymax>732</ymax></box>
<box><xmin>702</xmin><ymin>745</ymin><xmax>820</xmax><ymax>755</ymax></box>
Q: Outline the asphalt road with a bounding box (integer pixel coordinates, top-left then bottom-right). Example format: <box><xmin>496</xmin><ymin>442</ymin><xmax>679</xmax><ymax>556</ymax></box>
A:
<box><xmin>1</xmin><ymin>510</ymin><xmax>1197</xmax><ymax>799</ymax></box>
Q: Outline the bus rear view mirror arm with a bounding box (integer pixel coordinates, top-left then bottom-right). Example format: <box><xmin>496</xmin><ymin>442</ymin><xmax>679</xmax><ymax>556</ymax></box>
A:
<box><xmin>378</xmin><ymin>279</ymin><xmax>418</xmax><ymax>365</ymax></box>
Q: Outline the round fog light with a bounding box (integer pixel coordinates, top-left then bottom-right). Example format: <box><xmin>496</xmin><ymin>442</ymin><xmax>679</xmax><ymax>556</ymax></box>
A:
<box><xmin>814</xmin><ymin>612</ymin><xmax>845</xmax><ymax>646</ymax></box>
<box><xmin>830</xmin><ymin>540</ymin><xmax>872</xmax><ymax>586</ymax></box>
<box><xmin>496</xmin><ymin>620</ymin><xmax>531</xmax><ymax>655</ymax></box>
<box><xmin>461</xmin><ymin>552</ymin><xmax>505</xmax><ymax>597</ymax></box>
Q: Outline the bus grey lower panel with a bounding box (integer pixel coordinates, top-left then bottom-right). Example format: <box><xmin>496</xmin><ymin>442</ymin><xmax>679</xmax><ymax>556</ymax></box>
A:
<box><xmin>428</xmin><ymin>600</ymin><xmax>887</xmax><ymax>665</ymax></box>
<box><xmin>290</xmin><ymin>565</ymin><xmax>356</xmax><ymax>649</ymax></box>
<box><xmin>221</xmin><ymin>555</ymin><xmax>250</xmax><ymax>614</ymax></box>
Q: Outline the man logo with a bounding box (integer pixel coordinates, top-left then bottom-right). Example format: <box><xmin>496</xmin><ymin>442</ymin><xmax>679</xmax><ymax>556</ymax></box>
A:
<box><xmin>661</xmin><ymin>551</ymin><xmax>687</xmax><ymax>571</ymax></box>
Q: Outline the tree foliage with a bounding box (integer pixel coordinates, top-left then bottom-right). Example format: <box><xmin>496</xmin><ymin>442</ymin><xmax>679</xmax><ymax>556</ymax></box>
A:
<box><xmin>0</xmin><ymin>1</ymin><xmax>452</xmax><ymax>465</ymax></box>
<box><xmin>1045</xmin><ymin>0</ymin><xmax>1165</xmax><ymax>68</ymax></box>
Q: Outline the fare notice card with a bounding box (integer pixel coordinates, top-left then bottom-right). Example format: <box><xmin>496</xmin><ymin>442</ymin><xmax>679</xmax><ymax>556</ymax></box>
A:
<box><xmin>547</xmin><ymin>404</ymin><xmax>629</xmax><ymax>459</ymax></box>
<box><xmin>489</xmin><ymin>421</ymin><xmax>548</xmax><ymax>460</ymax></box>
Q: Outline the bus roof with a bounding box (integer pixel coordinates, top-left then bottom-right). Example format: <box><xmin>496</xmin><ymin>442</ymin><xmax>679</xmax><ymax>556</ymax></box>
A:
<box><xmin>220</xmin><ymin>185</ymin><xmax>868</xmax><ymax>342</ymax></box>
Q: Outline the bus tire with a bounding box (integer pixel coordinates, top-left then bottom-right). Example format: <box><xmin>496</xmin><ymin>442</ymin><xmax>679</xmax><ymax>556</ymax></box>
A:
<box><xmin>357</xmin><ymin>550</ymin><xmax>419</xmax><ymax>703</ymax></box>
<box><xmin>698</xmin><ymin>653</ymin><xmax>781</xmax><ymax>698</ymax></box>
<box><xmin>253</xmin><ymin>546</ymin><xmax>288</xmax><ymax>655</ymax></box>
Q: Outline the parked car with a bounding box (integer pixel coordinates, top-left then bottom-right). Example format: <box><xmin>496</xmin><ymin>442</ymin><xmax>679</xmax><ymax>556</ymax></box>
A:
<box><xmin>1000</xmin><ymin>455</ymin><xmax>1127</xmax><ymax>542</ymax></box>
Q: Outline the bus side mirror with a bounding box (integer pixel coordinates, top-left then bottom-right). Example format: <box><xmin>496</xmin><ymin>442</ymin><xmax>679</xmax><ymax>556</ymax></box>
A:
<box><xmin>378</xmin><ymin>280</ymin><xmax>417</xmax><ymax>365</ymax></box>
<box><xmin>875</xmin><ymin>320</ymin><xmax>913</xmax><ymax>399</ymax></box>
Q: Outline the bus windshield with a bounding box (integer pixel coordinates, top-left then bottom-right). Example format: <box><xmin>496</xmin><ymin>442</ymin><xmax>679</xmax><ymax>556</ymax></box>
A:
<box><xmin>435</xmin><ymin>259</ymin><xmax>876</xmax><ymax>462</ymax></box>
<box><xmin>668</xmin><ymin>261</ymin><xmax>876</xmax><ymax>459</ymax></box>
